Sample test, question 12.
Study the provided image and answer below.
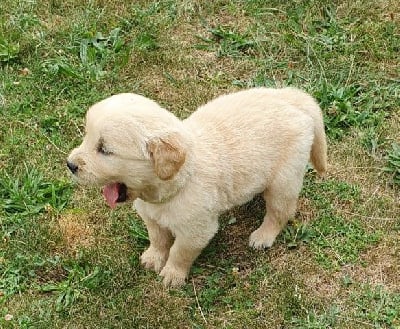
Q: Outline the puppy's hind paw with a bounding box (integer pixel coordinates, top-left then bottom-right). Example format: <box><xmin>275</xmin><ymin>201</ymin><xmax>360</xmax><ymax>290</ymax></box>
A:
<box><xmin>249</xmin><ymin>228</ymin><xmax>277</xmax><ymax>250</ymax></box>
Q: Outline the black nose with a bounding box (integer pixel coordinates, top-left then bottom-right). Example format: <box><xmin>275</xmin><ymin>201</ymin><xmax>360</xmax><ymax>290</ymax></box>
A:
<box><xmin>67</xmin><ymin>161</ymin><xmax>78</xmax><ymax>174</ymax></box>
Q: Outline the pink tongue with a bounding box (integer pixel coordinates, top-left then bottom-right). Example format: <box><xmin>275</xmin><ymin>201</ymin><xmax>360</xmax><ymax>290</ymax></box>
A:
<box><xmin>102</xmin><ymin>183</ymin><xmax>119</xmax><ymax>209</ymax></box>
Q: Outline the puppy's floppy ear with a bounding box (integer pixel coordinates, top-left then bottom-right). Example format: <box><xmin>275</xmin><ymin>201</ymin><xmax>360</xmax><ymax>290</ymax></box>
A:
<box><xmin>147</xmin><ymin>132</ymin><xmax>186</xmax><ymax>180</ymax></box>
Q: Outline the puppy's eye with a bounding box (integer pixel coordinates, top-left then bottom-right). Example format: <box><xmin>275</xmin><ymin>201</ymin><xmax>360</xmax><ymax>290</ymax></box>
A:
<box><xmin>97</xmin><ymin>140</ymin><xmax>113</xmax><ymax>155</ymax></box>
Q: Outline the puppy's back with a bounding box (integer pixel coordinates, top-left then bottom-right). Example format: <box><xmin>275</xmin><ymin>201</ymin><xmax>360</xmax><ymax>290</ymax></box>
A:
<box><xmin>186</xmin><ymin>87</ymin><xmax>327</xmax><ymax>175</ymax></box>
<box><xmin>186</xmin><ymin>88</ymin><xmax>316</xmax><ymax>141</ymax></box>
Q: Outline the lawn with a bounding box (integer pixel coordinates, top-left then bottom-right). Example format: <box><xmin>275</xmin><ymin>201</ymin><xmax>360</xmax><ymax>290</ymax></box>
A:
<box><xmin>0</xmin><ymin>0</ymin><xmax>399</xmax><ymax>328</ymax></box>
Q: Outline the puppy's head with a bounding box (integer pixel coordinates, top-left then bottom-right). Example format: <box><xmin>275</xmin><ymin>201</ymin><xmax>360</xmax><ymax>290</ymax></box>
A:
<box><xmin>67</xmin><ymin>93</ymin><xmax>187</xmax><ymax>207</ymax></box>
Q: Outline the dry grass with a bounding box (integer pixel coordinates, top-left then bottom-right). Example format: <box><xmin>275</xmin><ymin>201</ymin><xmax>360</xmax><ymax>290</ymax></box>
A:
<box><xmin>56</xmin><ymin>213</ymin><xmax>95</xmax><ymax>253</ymax></box>
<box><xmin>346</xmin><ymin>238</ymin><xmax>400</xmax><ymax>292</ymax></box>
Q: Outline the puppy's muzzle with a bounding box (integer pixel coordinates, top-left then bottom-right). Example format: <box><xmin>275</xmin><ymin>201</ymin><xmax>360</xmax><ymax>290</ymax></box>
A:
<box><xmin>67</xmin><ymin>160</ymin><xmax>78</xmax><ymax>174</ymax></box>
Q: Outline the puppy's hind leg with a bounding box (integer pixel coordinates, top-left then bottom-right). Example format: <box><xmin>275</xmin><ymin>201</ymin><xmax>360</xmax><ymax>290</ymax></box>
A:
<box><xmin>249</xmin><ymin>172</ymin><xmax>304</xmax><ymax>249</ymax></box>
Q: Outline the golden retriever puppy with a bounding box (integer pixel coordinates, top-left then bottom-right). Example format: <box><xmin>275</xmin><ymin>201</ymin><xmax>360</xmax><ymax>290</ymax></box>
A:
<box><xmin>67</xmin><ymin>87</ymin><xmax>327</xmax><ymax>287</ymax></box>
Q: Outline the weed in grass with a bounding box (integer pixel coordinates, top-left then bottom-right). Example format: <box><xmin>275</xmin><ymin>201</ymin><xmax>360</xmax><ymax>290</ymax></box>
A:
<box><xmin>196</xmin><ymin>25</ymin><xmax>260</xmax><ymax>58</ymax></box>
<box><xmin>79</xmin><ymin>28</ymin><xmax>125</xmax><ymax>80</ymax></box>
<box><xmin>288</xmin><ymin>305</ymin><xmax>340</xmax><ymax>329</ymax></box>
<box><xmin>41</xmin><ymin>58</ymin><xmax>83</xmax><ymax>81</ymax></box>
<box><xmin>0</xmin><ymin>165</ymin><xmax>72</xmax><ymax>217</ymax></box>
<box><xmin>40</xmin><ymin>263</ymin><xmax>109</xmax><ymax>313</ymax></box>
<box><xmin>0</xmin><ymin>165</ymin><xmax>72</xmax><ymax>260</ymax></box>
<box><xmin>282</xmin><ymin>222</ymin><xmax>314</xmax><ymax>249</ymax></box>
<box><xmin>281</xmin><ymin>4</ymin><xmax>353</xmax><ymax>62</ymax></box>
<box><xmin>316</xmin><ymin>83</ymin><xmax>362</xmax><ymax>139</ymax></box>
<box><xmin>360</xmin><ymin>127</ymin><xmax>387</xmax><ymax>157</ymax></box>
<box><xmin>311</xmin><ymin>6</ymin><xmax>350</xmax><ymax>51</ymax></box>
<box><xmin>0</xmin><ymin>6</ymin><xmax>30</xmax><ymax>64</ymax></box>
<box><xmin>0</xmin><ymin>38</ymin><xmax>20</xmax><ymax>63</ymax></box>
<box><xmin>42</xmin><ymin>26</ymin><xmax>128</xmax><ymax>83</ymax></box>
<box><xmin>40</xmin><ymin>115</ymin><xmax>62</xmax><ymax>135</ymax></box>
<box><xmin>312</xmin><ymin>82</ymin><xmax>387</xmax><ymax>139</ymax></box>
<box><xmin>384</xmin><ymin>143</ymin><xmax>400</xmax><ymax>186</ymax></box>
<box><xmin>134</xmin><ymin>31</ymin><xmax>159</xmax><ymax>51</ymax></box>
<box><xmin>0</xmin><ymin>253</ymin><xmax>31</xmax><ymax>299</ymax></box>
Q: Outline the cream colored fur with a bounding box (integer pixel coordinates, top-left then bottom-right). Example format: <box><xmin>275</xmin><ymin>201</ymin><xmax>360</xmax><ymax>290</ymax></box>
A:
<box><xmin>67</xmin><ymin>87</ymin><xmax>327</xmax><ymax>287</ymax></box>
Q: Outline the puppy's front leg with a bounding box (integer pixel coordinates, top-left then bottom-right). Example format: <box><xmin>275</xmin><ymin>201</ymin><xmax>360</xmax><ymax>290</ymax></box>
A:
<box><xmin>141</xmin><ymin>218</ymin><xmax>173</xmax><ymax>273</ymax></box>
<box><xmin>160</xmin><ymin>217</ymin><xmax>218</xmax><ymax>288</ymax></box>
<box><xmin>159</xmin><ymin>236</ymin><xmax>204</xmax><ymax>288</ymax></box>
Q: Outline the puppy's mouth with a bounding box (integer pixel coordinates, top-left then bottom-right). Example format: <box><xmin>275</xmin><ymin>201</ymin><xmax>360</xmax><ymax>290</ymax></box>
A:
<box><xmin>102</xmin><ymin>183</ymin><xmax>128</xmax><ymax>208</ymax></box>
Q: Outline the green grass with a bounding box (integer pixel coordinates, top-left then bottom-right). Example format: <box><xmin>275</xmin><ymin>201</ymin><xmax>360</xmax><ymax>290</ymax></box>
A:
<box><xmin>1</xmin><ymin>0</ymin><xmax>399</xmax><ymax>328</ymax></box>
<box><xmin>384</xmin><ymin>143</ymin><xmax>400</xmax><ymax>186</ymax></box>
<box><xmin>0</xmin><ymin>166</ymin><xmax>71</xmax><ymax>217</ymax></box>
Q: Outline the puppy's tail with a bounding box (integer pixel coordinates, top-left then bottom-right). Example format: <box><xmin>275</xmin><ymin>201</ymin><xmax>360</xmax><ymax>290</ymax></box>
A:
<box><xmin>310</xmin><ymin>111</ymin><xmax>328</xmax><ymax>176</ymax></box>
<box><xmin>282</xmin><ymin>87</ymin><xmax>327</xmax><ymax>175</ymax></box>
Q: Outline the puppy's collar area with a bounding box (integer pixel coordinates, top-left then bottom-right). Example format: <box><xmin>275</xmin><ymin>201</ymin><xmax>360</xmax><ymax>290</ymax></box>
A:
<box><xmin>145</xmin><ymin>169</ymin><xmax>192</xmax><ymax>204</ymax></box>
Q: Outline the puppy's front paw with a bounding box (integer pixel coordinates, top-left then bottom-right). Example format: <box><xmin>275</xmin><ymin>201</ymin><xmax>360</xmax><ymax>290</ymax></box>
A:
<box><xmin>249</xmin><ymin>227</ymin><xmax>277</xmax><ymax>250</ymax></box>
<box><xmin>159</xmin><ymin>265</ymin><xmax>187</xmax><ymax>288</ymax></box>
<box><xmin>140</xmin><ymin>247</ymin><xmax>168</xmax><ymax>273</ymax></box>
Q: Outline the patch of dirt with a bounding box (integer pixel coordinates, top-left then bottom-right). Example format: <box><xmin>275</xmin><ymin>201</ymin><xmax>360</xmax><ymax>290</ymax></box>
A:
<box><xmin>218</xmin><ymin>196</ymin><xmax>265</xmax><ymax>258</ymax></box>
<box><xmin>35</xmin><ymin>264</ymin><xmax>68</xmax><ymax>284</ymax></box>
<box><xmin>268</xmin><ymin>244</ymin><xmax>337</xmax><ymax>296</ymax></box>
<box><xmin>303</xmin><ymin>270</ymin><xmax>342</xmax><ymax>300</ymax></box>
<box><xmin>342</xmin><ymin>240</ymin><xmax>400</xmax><ymax>292</ymax></box>
<box><xmin>296</xmin><ymin>196</ymin><xmax>318</xmax><ymax>222</ymax></box>
<box><xmin>297</xmin><ymin>235</ymin><xmax>399</xmax><ymax>304</ymax></box>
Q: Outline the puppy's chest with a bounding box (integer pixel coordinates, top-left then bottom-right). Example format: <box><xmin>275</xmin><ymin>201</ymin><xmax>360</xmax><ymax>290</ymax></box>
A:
<box><xmin>134</xmin><ymin>199</ymin><xmax>178</xmax><ymax>229</ymax></box>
